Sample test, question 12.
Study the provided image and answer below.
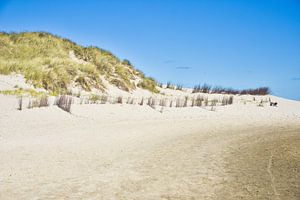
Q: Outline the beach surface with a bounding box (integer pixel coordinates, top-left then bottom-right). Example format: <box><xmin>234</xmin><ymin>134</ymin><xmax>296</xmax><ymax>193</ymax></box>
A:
<box><xmin>0</xmin><ymin>94</ymin><xmax>300</xmax><ymax>200</ymax></box>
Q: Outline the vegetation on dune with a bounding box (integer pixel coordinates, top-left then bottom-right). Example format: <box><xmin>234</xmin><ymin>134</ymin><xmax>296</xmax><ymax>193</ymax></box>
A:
<box><xmin>166</xmin><ymin>82</ymin><xmax>175</xmax><ymax>89</ymax></box>
<box><xmin>0</xmin><ymin>32</ymin><xmax>159</xmax><ymax>94</ymax></box>
<box><xmin>0</xmin><ymin>32</ymin><xmax>270</xmax><ymax>96</ymax></box>
<box><xmin>193</xmin><ymin>83</ymin><xmax>270</xmax><ymax>95</ymax></box>
<box><xmin>0</xmin><ymin>88</ymin><xmax>46</xmax><ymax>97</ymax></box>
<box><xmin>137</xmin><ymin>77</ymin><xmax>159</xmax><ymax>93</ymax></box>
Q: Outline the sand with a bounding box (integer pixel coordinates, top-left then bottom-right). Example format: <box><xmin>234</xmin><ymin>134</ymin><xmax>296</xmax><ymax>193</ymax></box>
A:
<box><xmin>0</xmin><ymin>75</ymin><xmax>300</xmax><ymax>199</ymax></box>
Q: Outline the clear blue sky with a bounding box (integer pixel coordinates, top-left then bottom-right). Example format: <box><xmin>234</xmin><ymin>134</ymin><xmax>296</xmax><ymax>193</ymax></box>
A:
<box><xmin>0</xmin><ymin>0</ymin><xmax>299</xmax><ymax>100</ymax></box>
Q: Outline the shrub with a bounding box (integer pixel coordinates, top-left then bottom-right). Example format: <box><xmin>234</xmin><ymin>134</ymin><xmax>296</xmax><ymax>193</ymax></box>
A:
<box><xmin>166</xmin><ymin>82</ymin><xmax>175</xmax><ymax>89</ymax></box>
<box><xmin>176</xmin><ymin>84</ymin><xmax>183</xmax><ymax>90</ymax></box>
<box><xmin>192</xmin><ymin>84</ymin><xmax>211</xmax><ymax>93</ymax></box>
<box><xmin>201</xmin><ymin>84</ymin><xmax>212</xmax><ymax>93</ymax></box>
<box><xmin>240</xmin><ymin>87</ymin><xmax>270</xmax><ymax>95</ymax></box>
<box><xmin>122</xmin><ymin>59</ymin><xmax>132</xmax><ymax>66</ymax></box>
<box><xmin>193</xmin><ymin>83</ymin><xmax>270</xmax><ymax>95</ymax></box>
<box><xmin>211</xmin><ymin>86</ymin><xmax>239</xmax><ymax>94</ymax></box>
<box><xmin>193</xmin><ymin>85</ymin><xmax>200</xmax><ymax>93</ymax></box>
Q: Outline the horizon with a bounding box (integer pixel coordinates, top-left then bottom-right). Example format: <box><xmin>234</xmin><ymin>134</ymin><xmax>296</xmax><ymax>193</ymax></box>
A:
<box><xmin>0</xmin><ymin>0</ymin><xmax>299</xmax><ymax>100</ymax></box>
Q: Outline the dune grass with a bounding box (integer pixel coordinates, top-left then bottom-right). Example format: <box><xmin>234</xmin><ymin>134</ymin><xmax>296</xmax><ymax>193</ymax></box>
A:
<box><xmin>0</xmin><ymin>88</ymin><xmax>46</xmax><ymax>97</ymax></box>
<box><xmin>0</xmin><ymin>32</ymin><xmax>159</xmax><ymax>94</ymax></box>
<box><xmin>137</xmin><ymin>77</ymin><xmax>159</xmax><ymax>93</ymax></box>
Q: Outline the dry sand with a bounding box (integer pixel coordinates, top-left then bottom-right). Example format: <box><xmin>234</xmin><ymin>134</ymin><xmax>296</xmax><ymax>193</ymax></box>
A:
<box><xmin>0</xmin><ymin>89</ymin><xmax>300</xmax><ymax>199</ymax></box>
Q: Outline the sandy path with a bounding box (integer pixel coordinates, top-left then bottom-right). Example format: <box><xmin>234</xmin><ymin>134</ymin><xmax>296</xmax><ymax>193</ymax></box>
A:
<box><xmin>219</xmin><ymin>126</ymin><xmax>300</xmax><ymax>200</ymax></box>
<box><xmin>1</xmin><ymin>111</ymin><xmax>299</xmax><ymax>200</ymax></box>
<box><xmin>108</xmin><ymin>124</ymin><xmax>300</xmax><ymax>200</ymax></box>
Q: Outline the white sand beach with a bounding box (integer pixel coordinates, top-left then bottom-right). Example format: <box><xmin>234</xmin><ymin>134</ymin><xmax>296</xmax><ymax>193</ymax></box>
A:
<box><xmin>1</xmin><ymin>83</ymin><xmax>300</xmax><ymax>199</ymax></box>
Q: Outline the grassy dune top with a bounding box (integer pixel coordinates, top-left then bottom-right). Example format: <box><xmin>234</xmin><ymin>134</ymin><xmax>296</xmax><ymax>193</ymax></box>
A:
<box><xmin>0</xmin><ymin>32</ymin><xmax>158</xmax><ymax>95</ymax></box>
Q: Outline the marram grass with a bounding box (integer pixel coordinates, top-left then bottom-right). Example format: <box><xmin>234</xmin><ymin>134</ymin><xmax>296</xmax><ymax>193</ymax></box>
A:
<box><xmin>0</xmin><ymin>32</ymin><xmax>158</xmax><ymax>94</ymax></box>
<box><xmin>0</xmin><ymin>88</ymin><xmax>46</xmax><ymax>97</ymax></box>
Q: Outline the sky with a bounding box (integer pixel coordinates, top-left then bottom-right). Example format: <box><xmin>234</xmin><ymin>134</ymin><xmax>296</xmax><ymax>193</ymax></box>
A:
<box><xmin>0</xmin><ymin>0</ymin><xmax>299</xmax><ymax>100</ymax></box>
